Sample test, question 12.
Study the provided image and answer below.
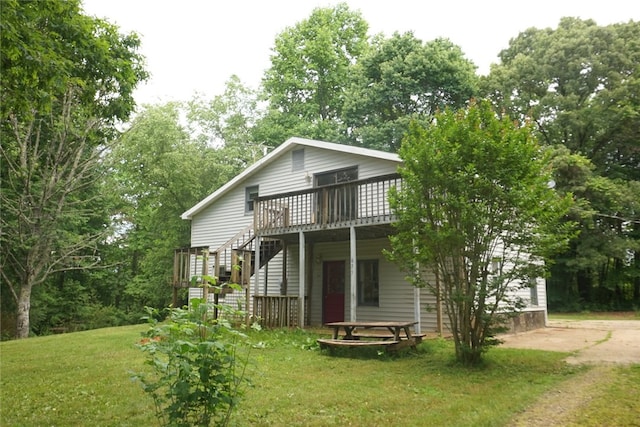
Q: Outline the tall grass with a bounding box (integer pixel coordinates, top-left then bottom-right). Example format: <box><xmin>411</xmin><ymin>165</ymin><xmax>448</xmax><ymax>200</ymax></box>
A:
<box><xmin>1</xmin><ymin>325</ymin><xmax>637</xmax><ymax>426</ymax></box>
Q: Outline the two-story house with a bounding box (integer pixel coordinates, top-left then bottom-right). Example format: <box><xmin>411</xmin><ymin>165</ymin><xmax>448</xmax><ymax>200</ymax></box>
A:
<box><xmin>173</xmin><ymin>137</ymin><xmax>548</xmax><ymax>334</ymax></box>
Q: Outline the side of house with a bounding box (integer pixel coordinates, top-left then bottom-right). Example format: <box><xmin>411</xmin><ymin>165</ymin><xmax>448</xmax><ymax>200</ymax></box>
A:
<box><xmin>179</xmin><ymin>136</ymin><xmax>547</xmax><ymax>334</ymax></box>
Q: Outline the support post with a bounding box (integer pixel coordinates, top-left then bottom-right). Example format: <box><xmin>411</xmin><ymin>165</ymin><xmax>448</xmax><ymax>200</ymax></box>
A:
<box><xmin>299</xmin><ymin>230</ymin><xmax>306</xmax><ymax>327</ymax></box>
<box><xmin>253</xmin><ymin>235</ymin><xmax>261</xmax><ymax>297</ymax></box>
<box><xmin>435</xmin><ymin>267</ymin><xmax>443</xmax><ymax>335</ymax></box>
<box><xmin>202</xmin><ymin>249</ymin><xmax>209</xmax><ymax>304</ymax></box>
<box><xmin>349</xmin><ymin>226</ymin><xmax>357</xmax><ymax>322</ymax></box>
<box><xmin>414</xmin><ymin>286</ymin><xmax>421</xmax><ymax>333</ymax></box>
<box><xmin>253</xmin><ymin>235</ymin><xmax>261</xmax><ymax>323</ymax></box>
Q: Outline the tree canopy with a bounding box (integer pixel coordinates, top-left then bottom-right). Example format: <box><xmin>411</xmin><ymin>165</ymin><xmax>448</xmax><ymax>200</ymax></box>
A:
<box><xmin>3</xmin><ymin>4</ymin><xmax>637</xmax><ymax>338</ymax></box>
<box><xmin>344</xmin><ymin>33</ymin><xmax>478</xmax><ymax>151</ymax></box>
<box><xmin>258</xmin><ymin>2</ymin><xmax>369</xmax><ymax>145</ymax></box>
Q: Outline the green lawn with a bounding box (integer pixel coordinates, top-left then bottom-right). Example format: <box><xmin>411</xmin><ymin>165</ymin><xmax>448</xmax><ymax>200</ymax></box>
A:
<box><xmin>1</xmin><ymin>325</ymin><xmax>638</xmax><ymax>426</ymax></box>
<box><xmin>549</xmin><ymin>311</ymin><xmax>640</xmax><ymax>321</ymax></box>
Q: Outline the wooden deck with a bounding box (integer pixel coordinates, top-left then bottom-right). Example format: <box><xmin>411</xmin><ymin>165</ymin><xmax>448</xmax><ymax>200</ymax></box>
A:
<box><xmin>255</xmin><ymin>173</ymin><xmax>401</xmax><ymax>235</ymax></box>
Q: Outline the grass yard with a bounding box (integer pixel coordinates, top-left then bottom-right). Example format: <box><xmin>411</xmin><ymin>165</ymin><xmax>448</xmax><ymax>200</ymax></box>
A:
<box><xmin>1</xmin><ymin>325</ymin><xmax>638</xmax><ymax>426</ymax></box>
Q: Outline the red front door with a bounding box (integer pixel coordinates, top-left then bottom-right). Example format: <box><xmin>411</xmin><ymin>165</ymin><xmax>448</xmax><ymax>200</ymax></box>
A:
<box><xmin>323</xmin><ymin>260</ymin><xmax>345</xmax><ymax>323</ymax></box>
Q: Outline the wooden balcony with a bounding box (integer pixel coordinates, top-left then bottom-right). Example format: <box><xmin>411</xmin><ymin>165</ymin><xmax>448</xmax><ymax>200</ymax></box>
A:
<box><xmin>254</xmin><ymin>173</ymin><xmax>401</xmax><ymax>237</ymax></box>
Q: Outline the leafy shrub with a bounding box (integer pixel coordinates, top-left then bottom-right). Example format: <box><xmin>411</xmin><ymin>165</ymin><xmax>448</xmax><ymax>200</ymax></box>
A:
<box><xmin>132</xmin><ymin>297</ymin><xmax>256</xmax><ymax>426</ymax></box>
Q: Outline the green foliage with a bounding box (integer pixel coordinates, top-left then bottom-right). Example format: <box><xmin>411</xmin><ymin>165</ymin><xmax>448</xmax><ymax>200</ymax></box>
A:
<box><xmin>186</xmin><ymin>75</ymin><xmax>265</xmax><ymax>166</ymax></box>
<box><xmin>0</xmin><ymin>0</ymin><xmax>147</xmax><ymax>338</ymax></box>
<box><xmin>482</xmin><ymin>17</ymin><xmax>640</xmax><ymax>313</ymax></box>
<box><xmin>484</xmin><ymin>18</ymin><xmax>640</xmax><ymax>181</ymax></box>
<box><xmin>388</xmin><ymin>100</ymin><xmax>574</xmax><ymax>365</ymax></box>
<box><xmin>132</xmin><ymin>299</ymin><xmax>256</xmax><ymax>427</ymax></box>
<box><xmin>105</xmin><ymin>101</ymin><xmax>242</xmax><ymax>310</ymax></box>
<box><xmin>258</xmin><ymin>2</ymin><xmax>369</xmax><ymax>145</ymax></box>
<box><xmin>546</xmin><ymin>146</ymin><xmax>640</xmax><ymax>310</ymax></box>
<box><xmin>344</xmin><ymin>33</ymin><xmax>478</xmax><ymax>151</ymax></box>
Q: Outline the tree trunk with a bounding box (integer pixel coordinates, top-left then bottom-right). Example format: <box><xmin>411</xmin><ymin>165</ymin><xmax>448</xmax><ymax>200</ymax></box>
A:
<box><xmin>16</xmin><ymin>282</ymin><xmax>33</xmax><ymax>339</ymax></box>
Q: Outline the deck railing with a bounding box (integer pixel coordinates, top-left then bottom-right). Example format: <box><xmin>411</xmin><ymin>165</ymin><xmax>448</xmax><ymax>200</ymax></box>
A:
<box><xmin>255</xmin><ymin>173</ymin><xmax>401</xmax><ymax>233</ymax></box>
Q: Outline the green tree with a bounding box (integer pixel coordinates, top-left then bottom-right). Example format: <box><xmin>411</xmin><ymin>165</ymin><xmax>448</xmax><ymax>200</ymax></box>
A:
<box><xmin>106</xmin><ymin>101</ymin><xmax>245</xmax><ymax>310</ymax></box>
<box><xmin>483</xmin><ymin>18</ymin><xmax>640</xmax><ymax>181</ymax></box>
<box><xmin>0</xmin><ymin>0</ymin><xmax>147</xmax><ymax>338</ymax></box>
<box><xmin>546</xmin><ymin>146</ymin><xmax>640</xmax><ymax>309</ymax></box>
<box><xmin>186</xmin><ymin>75</ymin><xmax>266</xmax><ymax>170</ymax></box>
<box><xmin>388</xmin><ymin>100</ymin><xmax>573</xmax><ymax>365</ymax></box>
<box><xmin>258</xmin><ymin>2</ymin><xmax>369</xmax><ymax>146</ymax></box>
<box><xmin>482</xmin><ymin>18</ymin><xmax>640</xmax><ymax>309</ymax></box>
<box><xmin>344</xmin><ymin>33</ymin><xmax>478</xmax><ymax>152</ymax></box>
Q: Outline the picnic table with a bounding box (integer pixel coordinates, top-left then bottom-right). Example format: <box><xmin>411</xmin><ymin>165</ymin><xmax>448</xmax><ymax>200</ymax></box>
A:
<box><xmin>318</xmin><ymin>321</ymin><xmax>425</xmax><ymax>352</ymax></box>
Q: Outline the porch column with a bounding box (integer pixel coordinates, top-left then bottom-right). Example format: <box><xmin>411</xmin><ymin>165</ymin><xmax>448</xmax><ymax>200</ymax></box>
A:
<box><xmin>414</xmin><ymin>286</ymin><xmax>421</xmax><ymax>333</ymax></box>
<box><xmin>298</xmin><ymin>230</ymin><xmax>305</xmax><ymax>327</ymax></box>
<box><xmin>253</xmin><ymin>234</ymin><xmax>261</xmax><ymax>297</ymax></box>
<box><xmin>349</xmin><ymin>226</ymin><xmax>357</xmax><ymax>322</ymax></box>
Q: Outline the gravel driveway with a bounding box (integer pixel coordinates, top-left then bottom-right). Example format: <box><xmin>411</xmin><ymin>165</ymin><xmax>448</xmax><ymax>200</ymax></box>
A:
<box><xmin>499</xmin><ymin>319</ymin><xmax>640</xmax><ymax>365</ymax></box>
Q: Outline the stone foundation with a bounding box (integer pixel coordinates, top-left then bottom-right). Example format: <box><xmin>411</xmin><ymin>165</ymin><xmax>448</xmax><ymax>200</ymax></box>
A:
<box><xmin>505</xmin><ymin>310</ymin><xmax>547</xmax><ymax>334</ymax></box>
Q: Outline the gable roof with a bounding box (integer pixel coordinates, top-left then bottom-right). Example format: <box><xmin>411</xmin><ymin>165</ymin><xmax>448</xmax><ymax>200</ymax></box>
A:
<box><xmin>181</xmin><ymin>137</ymin><xmax>401</xmax><ymax>220</ymax></box>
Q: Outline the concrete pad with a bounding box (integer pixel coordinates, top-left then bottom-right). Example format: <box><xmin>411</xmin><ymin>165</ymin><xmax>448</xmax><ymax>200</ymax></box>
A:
<box><xmin>499</xmin><ymin>319</ymin><xmax>640</xmax><ymax>365</ymax></box>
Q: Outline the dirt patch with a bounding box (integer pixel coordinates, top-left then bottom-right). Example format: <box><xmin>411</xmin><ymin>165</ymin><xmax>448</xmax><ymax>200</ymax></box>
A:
<box><xmin>501</xmin><ymin>319</ymin><xmax>639</xmax><ymax>426</ymax></box>
<box><xmin>499</xmin><ymin>319</ymin><xmax>640</xmax><ymax>365</ymax></box>
<box><xmin>508</xmin><ymin>365</ymin><xmax>614</xmax><ymax>427</ymax></box>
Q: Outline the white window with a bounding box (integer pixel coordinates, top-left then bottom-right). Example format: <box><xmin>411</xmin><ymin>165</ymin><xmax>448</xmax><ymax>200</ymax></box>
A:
<box><xmin>529</xmin><ymin>278</ymin><xmax>539</xmax><ymax>306</ymax></box>
<box><xmin>292</xmin><ymin>148</ymin><xmax>305</xmax><ymax>172</ymax></box>
<box><xmin>357</xmin><ymin>259</ymin><xmax>379</xmax><ymax>306</ymax></box>
<box><xmin>245</xmin><ymin>185</ymin><xmax>258</xmax><ymax>214</ymax></box>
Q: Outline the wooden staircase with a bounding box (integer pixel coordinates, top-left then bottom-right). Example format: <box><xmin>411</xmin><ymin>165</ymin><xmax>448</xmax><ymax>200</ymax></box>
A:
<box><xmin>172</xmin><ymin>224</ymin><xmax>283</xmax><ymax>297</ymax></box>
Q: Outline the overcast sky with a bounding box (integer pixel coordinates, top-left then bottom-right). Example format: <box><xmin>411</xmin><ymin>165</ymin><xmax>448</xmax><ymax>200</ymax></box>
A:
<box><xmin>82</xmin><ymin>0</ymin><xmax>640</xmax><ymax>106</ymax></box>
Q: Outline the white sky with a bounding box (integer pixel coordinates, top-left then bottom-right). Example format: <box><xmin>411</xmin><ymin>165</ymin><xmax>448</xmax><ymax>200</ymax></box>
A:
<box><xmin>82</xmin><ymin>0</ymin><xmax>640</xmax><ymax>106</ymax></box>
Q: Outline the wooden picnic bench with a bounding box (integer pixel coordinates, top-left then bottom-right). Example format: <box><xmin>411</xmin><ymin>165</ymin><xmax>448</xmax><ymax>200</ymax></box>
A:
<box><xmin>318</xmin><ymin>321</ymin><xmax>425</xmax><ymax>353</ymax></box>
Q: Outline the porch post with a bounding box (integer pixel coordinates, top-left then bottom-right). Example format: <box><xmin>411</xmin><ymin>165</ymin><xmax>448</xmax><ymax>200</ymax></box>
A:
<box><xmin>414</xmin><ymin>286</ymin><xmax>421</xmax><ymax>333</ymax></box>
<box><xmin>253</xmin><ymin>234</ymin><xmax>261</xmax><ymax>312</ymax></box>
<box><xmin>349</xmin><ymin>226</ymin><xmax>357</xmax><ymax>322</ymax></box>
<box><xmin>298</xmin><ymin>230</ymin><xmax>306</xmax><ymax>327</ymax></box>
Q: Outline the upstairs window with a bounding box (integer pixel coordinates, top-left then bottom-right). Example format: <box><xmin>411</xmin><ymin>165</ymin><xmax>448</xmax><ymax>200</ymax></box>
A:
<box><xmin>357</xmin><ymin>259</ymin><xmax>379</xmax><ymax>306</ymax></box>
<box><xmin>315</xmin><ymin>166</ymin><xmax>358</xmax><ymax>186</ymax></box>
<box><xmin>292</xmin><ymin>148</ymin><xmax>305</xmax><ymax>172</ymax></box>
<box><xmin>314</xmin><ymin>166</ymin><xmax>359</xmax><ymax>222</ymax></box>
<box><xmin>245</xmin><ymin>185</ymin><xmax>259</xmax><ymax>214</ymax></box>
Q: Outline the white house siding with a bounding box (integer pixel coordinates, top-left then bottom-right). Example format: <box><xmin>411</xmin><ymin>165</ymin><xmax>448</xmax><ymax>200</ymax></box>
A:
<box><xmin>491</xmin><ymin>238</ymin><xmax>548</xmax><ymax>314</ymax></box>
<box><xmin>188</xmin><ymin>142</ymin><xmax>400</xmax><ymax>316</ymax></box>
<box><xmin>191</xmin><ymin>143</ymin><xmax>399</xmax><ymax>249</ymax></box>
<box><xmin>300</xmin><ymin>238</ymin><xmax>435</xmax><ymax>332</ymax></box>
<box><xmin>190</xmin><ymin>190</ymin><xmax>253</xmax><ymax>249</ymax></box>
<box><xmin>183</xmin><ymin>140</ymin><xmax>550</xmax><ymax>334</ymax></box>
